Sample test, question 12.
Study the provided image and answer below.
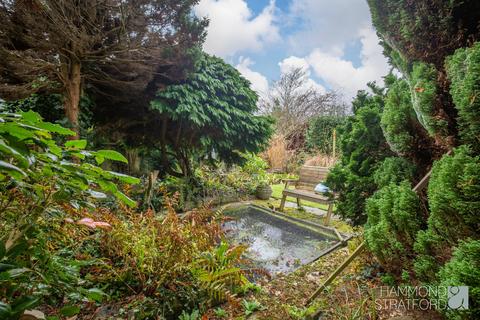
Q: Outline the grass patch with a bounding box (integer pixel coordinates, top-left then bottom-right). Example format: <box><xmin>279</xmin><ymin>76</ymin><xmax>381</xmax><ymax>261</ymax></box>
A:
<box><xmin>270</xmin><ymin>183</ymin><xmax>330</xmax><ymax>211</ymax></box>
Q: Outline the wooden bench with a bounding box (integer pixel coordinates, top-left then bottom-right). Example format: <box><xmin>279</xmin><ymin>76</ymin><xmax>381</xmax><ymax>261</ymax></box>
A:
<box><xmin>279</xmin><ymin>165</ymin><xmax>334</xmax><ymax>225</ymax></box>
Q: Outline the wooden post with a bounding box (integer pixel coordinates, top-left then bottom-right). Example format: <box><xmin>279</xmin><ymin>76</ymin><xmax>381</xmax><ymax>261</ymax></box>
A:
<box><xmin>297</xmin><ymin>198</ymin><xmax>301</xmax><ymax>208</ymax></box>
<box><xmin>279</xmin><ymin>194</ymin><xmax>287</xmax><ymax>211</ymax></box>
<box><xmin>305</xmin><ymin>241</ymin><xmax>366</xmax><ymax>306</ymax></box>
<box><xmin>332</xmin><ymin>128</ymin><xmax>336</xmax><ymax>159</ymax></box>
<box><xmin>324</xmin><ymin>202</ymin><xmax>333</xmax><ymax>226</ymax></box>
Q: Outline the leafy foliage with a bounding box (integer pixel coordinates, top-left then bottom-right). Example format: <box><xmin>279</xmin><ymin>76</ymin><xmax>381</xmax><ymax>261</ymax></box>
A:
<box><xmin>141</xmin><ymin>153</ymin><xmax>270</xmax><ymax>211</ymax></box>
<box><xmin>365</xmin><ymin>181</ymin><xmax>423</xmax><ymax>272</ymax></box>
<box><xmin>242</xmin><ymin>299</ymin><xmax>262</xmax><ymax>316</ymax></box>
<box><xmin>381</xmin><ymin>78</ymin><xmax>416</xmax><ymax>155</ymax></box>
<box><xmin>326</xmin><ymin>89</ymin><xmax>393</xmax><ymax>225</ymax></box>
<box><xmin>0</xmin><ymin>104</ymin><xmax>139</xmax><ymax>318</ymax></box>
<box><xmin>373</xmin><ymin>157</ymin><xmax>416</xmax><ymax>189</ymax></box>
<box><xmin>191</xmin><ymin>242</ymin><xmax>248</xmax><ymax>304</ymax></box>
<box><xmin>437</xmin><ymin>239</ymin><xmax>480</xmax><ymax>320</ymax></box>
<box><xmin>367</xmin><ymin>0</ymin><xmax>480</xmax><ymax>67</ymax></box>
<box><xmin>446</xmin><ymin>42</ymin><xmax>480</xmax><ymax>152</ymax></box>
<box><xmin>150</xmin><ymin>53</ymin><xmax>273</xmax><ymax>176</ymax></box>
<box><xmin>410</xmin><ymin>62</ymin><xmax>449</xmax><ymax>138</ymax></box>
<box><xmin>414</xmin><ymin>147</ymin><xmax>480</xmax><ymax>282</ymax></box>
<box><xmin>99</xmin><ymin>203</ymin><xmax>246</xmax><ymax>317</ymax></box>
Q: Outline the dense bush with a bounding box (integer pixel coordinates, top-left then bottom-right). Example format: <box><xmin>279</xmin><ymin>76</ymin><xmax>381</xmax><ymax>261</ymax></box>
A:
<box><xmin>426</xmin><ymin>146</ymin><xmax>480</xmax><ymax>243</ymax></box>
<box><xmin>305</xmin><ymin>115</ymin><xmax>345</xmax><ymax>155</ymax></box>
<box><xmin>381</xmin><ymin>79</ymin><xmax>416</xmax><ymax>155</ymax></box>
<box><xmin>367</xmin><ymin>0</ymin><xmax>480</xmax><ymax>67</ymax></box>
<box><xmin>446</xmin><ymin>42</ymin><xmax>480</xmax><ymax>152</ymax></box>
<box><xmin>326</xmin><ymin>89</ymin><xmax>393</xmax><ymax>225</ymax></box>
<box><xmin>368</xmin><ymin>0</ymin><xmax>480</xmax><ymax>154</ymax></box>
<box><xmin>0</xmin><ymin>104</ymin><xmax>247</xmax><ymax>319</ymax></box>
<box><xmin>373</xmin><ymin>157</ymin><xmax>416</xmax><ymax>189</ymax></box>
<box><xmin>437</xmin><ymin>239</ymin><xmax>480</xmax><ymax>320</ymax></box>
<box><xmin>381</xmin><ymin>76</ymin><xmax>435</xmax><ymax>162</ymax></box>
<box><xmin>410</xmin><ymin>62</ymin><xmax>449</xmax><ymax>138</ymax></box>
<box><xmin>414</xmin><ymin>147</ymin><xmax>480</xmax><ymax>281</ymax></box>
<box><xmin>364</xmin><ymin>181</ymin><xmax>423</xmax><ymax>272</ymax></box>
<box><xmin>0</xmin><ymin>106</ymin><xmax>139</xmax><ymax>319</ymax></box>
<box><xmin>99</xmin><ymin>204</ymin><xmax>247</xmax><ymax>317</ymax></box>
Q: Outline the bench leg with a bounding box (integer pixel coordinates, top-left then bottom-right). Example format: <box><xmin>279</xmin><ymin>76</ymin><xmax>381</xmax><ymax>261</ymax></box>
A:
<box><xmin>324</xmin><ymin>202</ymin><xmax>333</xmax><ymax>226</ymax></box>
<box><xmin>296</xmin><ymin>198</ymin><xmax>301</xmax><ymax>208</ymax></box>
<box><xmin>279</xmin><ymin>194</ymin><xmax>287</xmax><ymax>212</ymax></box>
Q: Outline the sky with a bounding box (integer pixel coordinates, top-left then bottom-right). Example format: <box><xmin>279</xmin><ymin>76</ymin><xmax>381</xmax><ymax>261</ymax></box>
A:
<box><xmin>194</xmin><ymin>0</ymin><xmax>391</xmax><ymax>103</ymax></box>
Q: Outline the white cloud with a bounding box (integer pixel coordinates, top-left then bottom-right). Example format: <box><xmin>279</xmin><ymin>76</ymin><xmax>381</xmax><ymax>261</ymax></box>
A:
<box><xmin>306</xmin><ymin>27</ymin><xmax>389</xmax><ymax>100</ymax></box>
<box><xmin>288</xmin><ymin>0</ymin><xmax>372</xmax><ymax>55</ymax></box>
<box><xmin>278</xmin><ymin>56</ymin><xmax>310</xmax><ymax>75</ymax></box>
<box><xmin>235</xmin><ymin>57</ymin><xmax>269</xmax><ymax>94</ymax></box>
<box><xmin>278</xmin><ymin>56</ymin><xmax>326</xmax><ymax>94</ymax></box>
<box><xmin>195</xmin><ymin>0</ymin><xmax>279</xmax><ymax>57</ymax></box>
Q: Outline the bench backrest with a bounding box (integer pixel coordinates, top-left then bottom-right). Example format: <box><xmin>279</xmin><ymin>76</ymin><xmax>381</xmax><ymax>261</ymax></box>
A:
<box><xmin>296</xmin><ymin>165</ymin><xmax>329</xmax><ymax>190</ymax></box>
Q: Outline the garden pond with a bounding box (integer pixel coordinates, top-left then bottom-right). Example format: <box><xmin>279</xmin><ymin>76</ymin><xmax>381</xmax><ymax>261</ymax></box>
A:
<box><xmin>223</xmin><ymin>205</ymin><xmax>342</xmax><ymax>275</ymax></box>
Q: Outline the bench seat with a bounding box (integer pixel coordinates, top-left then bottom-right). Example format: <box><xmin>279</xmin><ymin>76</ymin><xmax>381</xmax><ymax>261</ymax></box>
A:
<box><xmin>282</xmin><ymin>188</ymin><xmax>330</xmax><ymax>203</ymax></box>
<box><xmin>279</xmin><ymin>165</ymin><xmax>334</xmax><ymax>225</ymax></box>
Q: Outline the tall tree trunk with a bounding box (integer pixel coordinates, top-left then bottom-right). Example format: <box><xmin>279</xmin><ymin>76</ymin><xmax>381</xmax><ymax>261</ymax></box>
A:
<box><xmin>64</xmin><ymin>61</ymin><xmax>82</xmax><ymax>138</ymax></box>
<box><xmin>126</xmin><ymin>148</ymin><xmax>141</xmax><ymax>175</ymax></box>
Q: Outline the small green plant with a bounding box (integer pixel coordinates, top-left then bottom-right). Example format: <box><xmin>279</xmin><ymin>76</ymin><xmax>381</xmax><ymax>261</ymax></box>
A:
<box><xmin>191</xmin><ymin>242</ymin><xmax>248</xmax><ymax>304</ymax></box>
<box><xmin>214</xmin><ymin>307</ymin><xmax>228</xmax><ymax>318</ymax></box>
<box><xmin>178</xmin><ymin>309</ymin><xmax>200</xmax><ymax>320</ymax></box>
<box><xmin>284</xmin><ymin>304</ymin><xmax>316</xmax><ymax>319</ymax></box>
<box><xmin>240</xmin><ymin>282</ymin><xmax>263</xmax><ymax>294</ymax></box>
<box><xmin>380</xmin><ymin>274</ymin><xmax>396</xmax><ymax>286</ymax></box>
<box><xmin>242</xmin><ymin>299</ymin><xmax>262</xmax><ymax>316</ymax></box>
<box><xmin>401</xmin><ymin>270</ymin><xmax>410</xmax><ymax>282</ymax></box>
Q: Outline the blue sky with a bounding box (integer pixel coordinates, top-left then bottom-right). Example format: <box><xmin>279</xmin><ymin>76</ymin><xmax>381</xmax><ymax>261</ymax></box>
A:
<box><xmin>194</xmin><ymin>0</ymin><xmax>390</xmax><ymax>102</ymax></box>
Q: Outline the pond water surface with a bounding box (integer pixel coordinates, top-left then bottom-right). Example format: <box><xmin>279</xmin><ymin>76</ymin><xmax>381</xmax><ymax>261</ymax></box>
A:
<box><xmin>223</xmin><ymin>206</ymin><xmax>338</xmax><ymax>275</ymax></box>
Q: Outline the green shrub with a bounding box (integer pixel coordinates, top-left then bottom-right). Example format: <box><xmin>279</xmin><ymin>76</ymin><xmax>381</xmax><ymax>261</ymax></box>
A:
<box><xmin>414</xmin><ymin>146</ymin><xmax>480</xmax><ymax>281</ymax></box>
<box><xmin>326</xmin><ymin>89</ymin><xmax>393</xmax><ymax>225</ymax></box>
<box><xmin>410</xmin><ymin>62</ymin><xmax>448</xmax><ymax>137</ymax></box>
<box><xmin>365</xmin><ymin>181</ymin><xmax>423</xmax><ymax>272</ymax></box>
<box><xmin>191</xmin><ymin>242</ymin><xmax>248</xmax><ymax>304</ymax></box>
<box><xmin>150</xmin><ymin>153</ymin><xmax>270</xmax><ymax>211</ymax></box>
<box><xmin>438</xmin><ymin>239</ymin><xmax>480</xmax><ymax>320</ymax></box>
<box><xmin>373</xmin><ymin>157</ymin><xmax>416</xmax><ymax>188</ymax></box>
<box><xmin>446</xmin><ymin>42</ymin><xmax>480</xmax><ymax>152</ymax></box>
<box><xmin>367</xmin><ymin>0</ymin><xmax>479</xmax><ymax>66</ymax></box>
<box><xmin>0</xmin><ymin>105</ymin><xmax>139</xmax><ymax>319</ymax></box>
<box><xmin>381</xmin><ymin>79</ymin><xmax>417</xmax><ymax>155</ymax></box>
<box><xmin>427</xmin><ymin>146</ymin><xmax>480</xmax><ymax>242</ymax></box>
<box><xmin>413</xmin><ymin>228</ymin><xmax>446</xmax><ymax>282</ymax></box>
<box><xmin>100</xmin><ymin>204</ymin><xmax>246</xmax><ymax>317</ymax></box>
